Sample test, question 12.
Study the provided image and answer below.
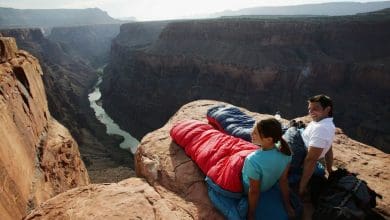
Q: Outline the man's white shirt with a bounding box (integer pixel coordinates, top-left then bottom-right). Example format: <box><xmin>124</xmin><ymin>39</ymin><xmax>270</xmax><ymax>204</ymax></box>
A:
<box><xmin>302</xmin><ymin>117</ymin><xmax>335</xmax><ymax>158</ymax></box>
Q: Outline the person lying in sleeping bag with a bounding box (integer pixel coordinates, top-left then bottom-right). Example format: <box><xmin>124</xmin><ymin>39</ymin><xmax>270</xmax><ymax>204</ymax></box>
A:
<box><xmin>243</xmin><ymin>118</ymin><xmax>295</xmax><ymax>220</ymax></box>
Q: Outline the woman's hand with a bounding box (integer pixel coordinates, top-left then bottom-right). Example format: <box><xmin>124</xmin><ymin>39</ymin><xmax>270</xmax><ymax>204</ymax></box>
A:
<box><xmin>298</xmin><ymin>187</ymin><xmax>306</xmax><ymax>200</ymax></box>
<box><xmin>279</xmin><ymin>165</ymin><xmax>296</xmax><ymax>219</ymax></box>
<box><xmin>286</xmin><ymin>205</ymin><xmax>296</xmax><ymax>219</ymax></box>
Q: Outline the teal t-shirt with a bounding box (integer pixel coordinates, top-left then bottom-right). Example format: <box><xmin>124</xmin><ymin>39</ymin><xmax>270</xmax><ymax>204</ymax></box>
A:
<box><xmin>242</xmin><ymin>147</ymin><xmax>292</xmax><ymax>193</ymax></box>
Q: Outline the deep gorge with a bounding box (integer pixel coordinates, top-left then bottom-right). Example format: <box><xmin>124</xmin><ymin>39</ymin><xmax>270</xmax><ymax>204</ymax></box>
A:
<box><xmin>0</xmin><ymin>25</ymin><xmax>135</xmax><ymax>183</ymax></box>
<box><xmin>102</xmin><ymin>13</ymin><xmax>390</xmax><ymax>153</ymax></box>
<box><xmin>1</xmin><ymin>6</ymin><xmax>390</xmax><ymax>219</ymax></box>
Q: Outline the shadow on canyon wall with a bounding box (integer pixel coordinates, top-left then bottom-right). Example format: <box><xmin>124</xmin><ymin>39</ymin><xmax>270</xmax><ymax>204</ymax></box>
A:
<box><xmin>101</xmin><ymin>10</ymin><xmax>390</xmax><ymax>153</ymax></box>
<box><xmin>1</xmin><ymin>25</ymin><xmax>134</xmax><ymax>182</ymax></box>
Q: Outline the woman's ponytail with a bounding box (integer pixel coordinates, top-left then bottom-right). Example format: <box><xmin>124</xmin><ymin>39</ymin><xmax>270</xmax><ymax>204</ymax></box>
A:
<box><xmin>279</xmin><ymin>138</ymin><xmax>291</xmax><ymax>156</ymax></box>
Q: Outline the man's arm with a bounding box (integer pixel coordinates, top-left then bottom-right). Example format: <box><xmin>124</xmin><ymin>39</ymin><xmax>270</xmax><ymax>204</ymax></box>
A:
<box><xmin>299</xmin><ymin>147</ymin><xmax>323</xmax><ymax>197</ymax></box>
<box><xmin>325</xmin><ymin>145</ymin><xmax>333</xmax><ymax>175</ymax></box>
<box><xmin>248</xmin><ymin>178</ymin><xmax>261</xmax><ymax>220</ymax></box>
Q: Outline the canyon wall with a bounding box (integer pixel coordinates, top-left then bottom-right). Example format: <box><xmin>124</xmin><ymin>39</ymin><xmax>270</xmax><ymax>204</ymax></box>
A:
<box><xmin>49</xmin><ymin>24</ymin><xmax>121</xmax><ymax>67</ymax></box>
<box><xmin>102</xmin><ymin>13</ymin><xmax>390</xmax><ymax>152</ymax></box>
<box><xmin>0</xmin><ymin>28</ymin><xmax>134</xmax><ymax>182</ymax></box>
<box><xmin>0</xmin><ymin>37</ymin><xmax>89</xmax><ymax>219</ymax></box>
<box><xmin>0</xmin><ymin>7</ymin><xmax>120</xmax><ymax>28</ymax></box>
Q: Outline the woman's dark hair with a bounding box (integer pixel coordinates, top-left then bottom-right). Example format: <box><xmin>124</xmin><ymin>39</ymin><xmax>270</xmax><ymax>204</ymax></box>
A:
<box><xmin>256</xmin><ymin>118</ymin><xmax>291</xmax><ymax>156</ymax></box>
<box><xmin>309</xmin><ymin>94</ymin><xmax>333</xmax><ymax>117</ymax></box>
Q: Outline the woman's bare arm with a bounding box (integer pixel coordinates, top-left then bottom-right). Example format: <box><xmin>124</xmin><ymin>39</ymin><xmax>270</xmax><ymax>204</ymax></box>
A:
<box><xmin>248</xmin><ymin>178</ymin><xmax>261</xmax><ymax>220</ymax></box>
<box><xmin>279</xmin><ymin>164</ymin><xmax>295</xmax><ymax>218</ymax></box>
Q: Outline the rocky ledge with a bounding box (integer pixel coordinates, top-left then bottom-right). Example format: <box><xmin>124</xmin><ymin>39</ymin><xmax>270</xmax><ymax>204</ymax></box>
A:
<box><xmin>25</xmin><ymin>100</ymin><xmax>389</xmax><ymax>219</ymax></box>
<box><xmin>25</xmin><ymin>177</ymin><xmax>214</xmax><ymax>219</ymax></box>
<box><xmin>136</xmin><ymin>100</ymin><xmax>389</xmax><ymax>217</ymax></box>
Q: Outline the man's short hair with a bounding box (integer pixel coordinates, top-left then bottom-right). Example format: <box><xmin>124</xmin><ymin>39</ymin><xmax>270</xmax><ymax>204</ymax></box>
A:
<box><xmin>308</xmin><ymin>94</ymin><xmax>333</xmax><ymax>117</ymax></box>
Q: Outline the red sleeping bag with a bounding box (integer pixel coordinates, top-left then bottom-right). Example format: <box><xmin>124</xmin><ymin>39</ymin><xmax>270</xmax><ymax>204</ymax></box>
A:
<box><xmin>170</xmin><ymin>120</ymin><xmax>258</xmax><ymax>193</ymax></box>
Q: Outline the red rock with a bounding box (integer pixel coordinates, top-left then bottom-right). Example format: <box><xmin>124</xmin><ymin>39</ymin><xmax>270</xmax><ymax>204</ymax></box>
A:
<box><xmin>0</xmin><ymin>37</ymin><xmax>89</xmax><ymax>220</ymax></box>
<box><xmin>0</xmin><ymin>37</ymin><xmax>18</xmax><ymax>62</ymax></box>
<box><xmin>136</xmin><ymin>100</ymin><xmax>389</xmax><ymax>217</ymax></box>
<box><xmin>23</xmin><ymin>100</ymin><xmax>389</xmax><ymax>219</ymax></box>
<box><xmin>25</xmin><ymin>177</ymin><xmax>210</xmax><ymax>220</ymax></box>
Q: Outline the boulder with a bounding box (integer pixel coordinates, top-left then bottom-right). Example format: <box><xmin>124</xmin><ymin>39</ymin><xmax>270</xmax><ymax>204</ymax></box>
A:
<box><xmin>137</xmin><ymin>100</ymin><xmax>389</xmax><ymax>217</ymax></box>
<box><xmin>135</xmin><ymin>100</ymin><xmax>278</xmax><ymax>219</ymax></box>
<box><xmin>25</xmin><ymin>177</ymin><xmax>212</xmax><ymax>220</ymax></box>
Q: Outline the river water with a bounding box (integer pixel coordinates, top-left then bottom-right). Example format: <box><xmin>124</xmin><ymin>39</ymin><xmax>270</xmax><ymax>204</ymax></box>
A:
<box><xmin>88</xmin><ymin>75</ymin><xmax>139</xmax><ymax>154</ymax></box>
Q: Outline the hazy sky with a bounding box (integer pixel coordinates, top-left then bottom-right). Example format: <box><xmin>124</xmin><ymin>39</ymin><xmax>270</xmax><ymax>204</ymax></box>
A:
<box><xmin>0</xmin><ymin>0</ymin><xmax>384</xmax><ymax>20</ymax></box>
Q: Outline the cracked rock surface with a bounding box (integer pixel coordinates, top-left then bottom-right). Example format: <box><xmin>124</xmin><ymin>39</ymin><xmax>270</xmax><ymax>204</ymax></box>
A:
<box><xmin>25</xmin><ymin>178</ymin><xmax>210</xmax><ymax>220</ymax></box>
<box><xmin>0</xmin><ymin>37</ymin><xmax>89</xmax><ymax>220</ymax></box>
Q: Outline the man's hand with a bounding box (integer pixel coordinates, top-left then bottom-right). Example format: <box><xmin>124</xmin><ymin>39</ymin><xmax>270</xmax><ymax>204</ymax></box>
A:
<box><xmin>325</xmin><ymin>145</ymin><xmax>334</xmax><ymax>175</ymax></box>
<box><xmin>299</xmin><ymin>146</ymin><xmax>323</xmax><ymax>197</ymax></box>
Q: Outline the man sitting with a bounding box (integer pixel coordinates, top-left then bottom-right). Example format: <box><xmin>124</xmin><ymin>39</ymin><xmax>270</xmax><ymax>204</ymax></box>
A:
<box><xmin>299</xmin><ymin>94</ymin><xmax>336</xmax><ymax>198</ymax></box>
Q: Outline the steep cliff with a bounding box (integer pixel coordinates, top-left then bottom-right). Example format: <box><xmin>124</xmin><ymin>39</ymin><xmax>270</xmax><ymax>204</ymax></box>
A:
<box><xmin>113</xmin><ymin>21</ymin><xmax>171</xmax><ymax>48</ymax></box>
<box><xmin>212</xmin><ymin>1</ymin><xmax>390</xmax><ymax>17</ymax></box>
<box><xmin>0</xmin><ymin>37</ymin><xmax>89</xmax><ymax>220</ymax></box>
<box><xmin>0</xmin><ymin>28</ymin><xmax>134</xmax><ymax>183</ymax></box>
<box><xmin>0</xmin><ymin>7</ymin><xmax>120</xmax><ymax>28</ymax></box>
<box><xmin>100</xmin><ymin>21</ymin><xmax>171</xmax><ymax>137</ymax></box>
<box><xmin>102</xmin><ymin>12</ymin><xmax>390</xmax><ymax>152</ymax></box>
<box><xmin>0</xmin><ymin>28</ymin><xmax>97</xmax><ymax>137</ymax></box>
<box><xmin>49</xmin><ymin>24</ymin><xmax>121</xmax><ymax>67</ymax></box>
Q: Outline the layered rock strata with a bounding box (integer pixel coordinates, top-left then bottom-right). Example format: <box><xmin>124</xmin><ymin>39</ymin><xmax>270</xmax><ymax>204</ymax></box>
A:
<box><xmin>0</xmin><ymin>37</ymin><xmax>89</xmax><ymax>220</ymax></box>
<box><xmin>102</xmin><ymin>13</ymin><xmax>390</xmax><ymax>152</ymax></box>
<box><xmin>0</xmin><ymin>28</ymin><xmax>134</xmax><ymax>183</ymax></box>
<box><xmin>49</xmin><ymin>24</ymin><xmax>121</xmax><ymax>67</ymax></box>
<box><xmin>0</xmin><ymin>7</ymin><xmax>119</xmax><ymax>28</ymax></box>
